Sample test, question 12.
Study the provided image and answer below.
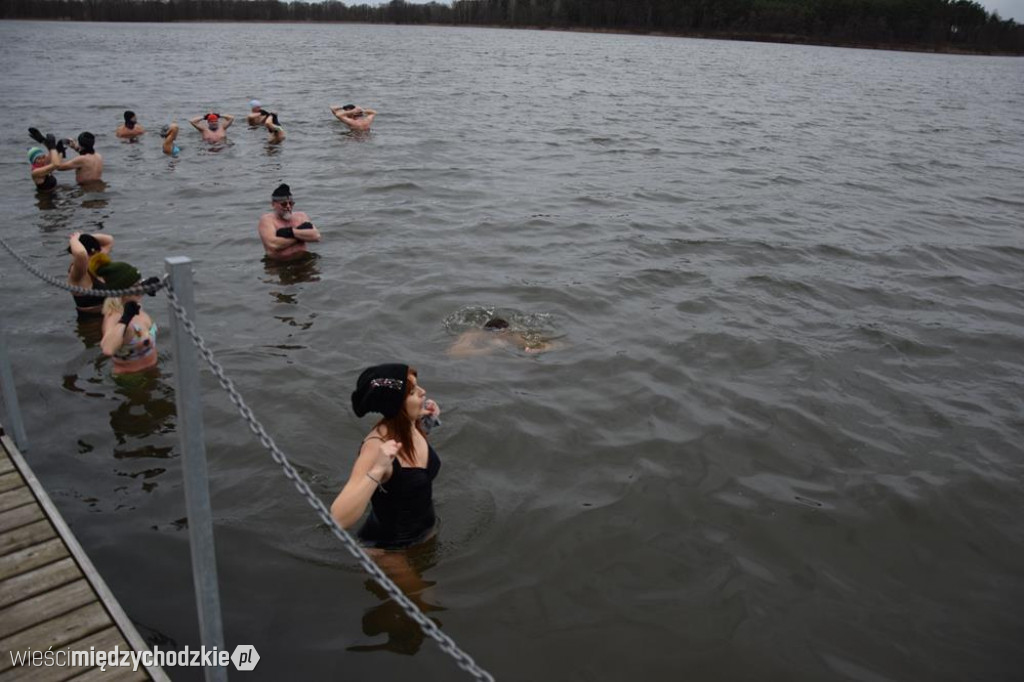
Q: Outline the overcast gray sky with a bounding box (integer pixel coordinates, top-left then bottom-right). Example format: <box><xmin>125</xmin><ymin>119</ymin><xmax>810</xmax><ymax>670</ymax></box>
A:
<box><xmin>982</xmin><ymin>0</ymin><xmax>1024</xmax><ymax>21</ymax></box>
<box><xmin>359</xmin><ymin>0</ymin><xmax>1024</xmax><ymax>23</ymax></box>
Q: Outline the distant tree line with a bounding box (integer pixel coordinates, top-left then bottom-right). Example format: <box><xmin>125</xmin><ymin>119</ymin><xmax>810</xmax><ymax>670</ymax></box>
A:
<box><xmin>3</xmin><ymin>0</ymin><xmax>1022</xmax><ymax>53</ymax></box>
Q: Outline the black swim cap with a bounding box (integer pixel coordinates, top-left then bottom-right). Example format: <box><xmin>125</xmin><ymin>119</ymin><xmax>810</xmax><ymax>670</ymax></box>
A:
<box><xmin>78</xmin><ymin>132</ymin><xmax>95</xmax><ymax>153</ymax></box>
<box><xmin>272</xmin><ymin>183</ymin><xmax>292</xmax><ymax>201</ymax></box>
<box><xmin>484</xmin><ymin>317</ymin><xmax>510</xmax><ymax>330</ymax></box>
<box><xmin>124</xmin><ymin>110</ymin><xmax>135</xmax><ymax>124</ymax></box>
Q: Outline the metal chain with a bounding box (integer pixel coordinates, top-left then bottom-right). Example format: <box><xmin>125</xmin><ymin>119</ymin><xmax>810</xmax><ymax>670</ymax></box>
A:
<box><xmin>163</xmin><ymin>288</ymin><xmax>496</xmax><ymax>682</ymax></box>
<box><xmin>1</xmin><ymin>236</ymin><xmax>494</xmax><ymax>680</ymax></box>
<box><xmin>0</xmin><ymin>235</ymin><xmax>166</xmax><ymax>298</ymax></box>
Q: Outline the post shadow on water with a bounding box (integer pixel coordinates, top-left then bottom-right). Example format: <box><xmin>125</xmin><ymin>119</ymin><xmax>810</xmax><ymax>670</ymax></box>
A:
<box><xmin>347</xmin><ymin>535</ymin><xmax>446</xmax><ymax>656</ymax></box>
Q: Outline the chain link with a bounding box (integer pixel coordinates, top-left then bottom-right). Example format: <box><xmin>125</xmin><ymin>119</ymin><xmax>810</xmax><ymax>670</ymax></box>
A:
<box><xmin>0</xmin><ymin>235</ymin><xmax>166</xmax><ymax>298</ymax></box>
<box><xmin>163</xmin><ymin>288</ymin><xmax>496</xmax><ymax>682</ymax></box>
<box><xmin>0</xmin><ymin>239</ymin><xmax>494</xmax><ymax>681</ymax></box>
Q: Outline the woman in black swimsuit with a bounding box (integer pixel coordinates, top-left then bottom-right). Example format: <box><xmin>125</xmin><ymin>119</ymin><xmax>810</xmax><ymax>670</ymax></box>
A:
<box><xmin>331</xmin><ymin>363</ymin><xmax>443</xmax><ymax>549</ymax></box>
<box><xmin>67</xmin><ymin>231</ymin><xmax>114</xmax><ymax>317</ymax></box>
<box><xmin>28</xmin><ymin>146</ymin><xmax>60</xmax><ymax>191</ymax></box>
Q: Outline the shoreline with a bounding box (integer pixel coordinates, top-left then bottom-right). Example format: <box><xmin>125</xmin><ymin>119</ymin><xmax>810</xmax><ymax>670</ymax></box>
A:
<box><xmin>3</xmin><ymin>17</ymin><xmax>1021</xmax><ymax>56</ymax></box>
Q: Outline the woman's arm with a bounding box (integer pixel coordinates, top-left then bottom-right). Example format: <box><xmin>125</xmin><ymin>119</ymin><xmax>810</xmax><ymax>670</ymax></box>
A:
<box><xmin>94</xmin><ymin>232</ymin><xmax>114</xmax><ymax>253</ymax></box>
<box><xmin>68</xmin><ymin>232</ymin><xmax>89</xmax><ymax>280</ymax></box>
<box><xmin>330</xmin><ymin>438</ymin><xmax>399</xmax><ymax>528</ymax></box>
<box><xmin>100</xmin><ymin>302</ymin><xmax>140</xmax><ymax>357</ymax></box>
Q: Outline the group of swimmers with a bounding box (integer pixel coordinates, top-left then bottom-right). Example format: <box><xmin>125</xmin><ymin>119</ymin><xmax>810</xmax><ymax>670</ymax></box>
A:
<box><xmin>31</xmin><ymin>98</ymin><xmax>556</xmax><ymax>572</ymax></box>
<box><xmin>26</xmin><ymin>100</ymin><xmax>378</xmax><ymax>190</ymax></box>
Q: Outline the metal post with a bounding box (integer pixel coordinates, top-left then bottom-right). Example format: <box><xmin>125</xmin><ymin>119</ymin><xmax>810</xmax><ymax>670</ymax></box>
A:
<box><xmin>165</xmin><ymin>257</ymin><xmax>228</xmax><ymax>682</ymax></box>
<box><xmin>0</xmin><ymin>318</ymin><xmax>29</xmax><ymax>452</ymax></box>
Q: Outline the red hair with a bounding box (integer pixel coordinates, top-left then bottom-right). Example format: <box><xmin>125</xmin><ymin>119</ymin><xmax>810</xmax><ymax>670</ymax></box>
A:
<box><xmin>372</xmin><ymin>367</ymin><xmax>424</xmax><ymax>465</ymax></box>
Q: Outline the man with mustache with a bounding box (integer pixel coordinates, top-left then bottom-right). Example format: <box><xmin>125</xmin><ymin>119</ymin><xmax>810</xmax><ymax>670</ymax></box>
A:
<box><xmin>257</xmin><ymin>183</ymin><xmax>321</xmax><ymax>261</ymax></box>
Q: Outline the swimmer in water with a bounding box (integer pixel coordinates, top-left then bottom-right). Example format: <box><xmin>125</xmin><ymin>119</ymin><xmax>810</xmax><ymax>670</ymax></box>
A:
<box><xmin>159</xmin><ymin>122</ymin><xmax>180</xmax><ymax>156</ymax></box>
<box><xmin>262</xmin><ymin>111</ymin><xmax>285</xmax><ymax>144</ymax></box>
<box><xmin>56</xmin><ymin>132</ymin><xmax>104</xmax><ymax>184</ymax></box>
<box><xmin>331</xmin><ymin>364</ymin><xmax>443</xmax><ymax>549</ymax></box>
<box><xmin>258</xmin><ymin>183</ymin><xmax>321</xmax><ymax>261</ymax></box>
<box><xmin>68</xmin><ymin>231</ymin><xmax>114</xmax><ymax>318</ymax></box>
<box><xmin>330</xmin><ymin>104</ymin><xmax>377</xmax><ymax>132</ymax></box>
<box><xmin>247</xmin><ymin>99</ymin><xmax>268</xmax><ymax>126</ymax></box>
<box><xmin>27</xmin><ymin>145</ymin><xmax>60</xmax><ymax>192</ymax></box>
<box><xmin>448</xmin><ymin>317</ymin><xmax>557</xmax><ymax>357</ymax></box>
<box><xmin>96</xmin><ymin>257</ymin><xmax>160</xmax><ymax>375</ymax></box>
<box><xmin>189</xmin><ymin>112</ymin><xmax>235</xmax><ymax>143</ymax></box>
<box><xmin>115</xmin><ymin>110</ymin><xmax>145</xmax><ymax>139</ymax></box>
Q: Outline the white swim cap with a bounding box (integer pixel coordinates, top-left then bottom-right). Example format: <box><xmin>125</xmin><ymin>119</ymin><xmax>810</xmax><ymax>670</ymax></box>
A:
<box><xmin>250</xmin><ymin>99</ymin><xmax>261</xmax><ymax>108</ymax></box>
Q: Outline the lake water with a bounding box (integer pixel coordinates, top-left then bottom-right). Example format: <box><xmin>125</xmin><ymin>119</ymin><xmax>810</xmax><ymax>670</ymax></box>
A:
<box><xmin>1</xmin><ymin>20</ymin><xmax>1023</xmax><ymax>682</ymax></box>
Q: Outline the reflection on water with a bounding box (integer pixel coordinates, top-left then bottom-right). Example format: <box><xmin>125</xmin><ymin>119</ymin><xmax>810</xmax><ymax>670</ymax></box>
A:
<box><xmin>348</xmin><ymin>537</ymin><xmax>445</xmax><ymax>656</ymax></box>
<box><xmin>109</xmin><ymin>367</ymin><xmax>176</xmax><ymax>460</ymax></box>
<box><xmin>73</xmin><ymin>315</ymin><xmax>104</xmax><ymax>348</ymax></box>
<box><xmin>262</xmin><ymin>252</ymin><xmax>321</xmax><ymax>286</ymax></box>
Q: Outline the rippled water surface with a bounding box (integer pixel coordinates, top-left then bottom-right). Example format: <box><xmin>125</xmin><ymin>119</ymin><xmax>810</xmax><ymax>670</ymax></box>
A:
<box><xmin>2</xmin><ymin>20</ymin><xmax>1023</xmax><ymax>682</ymax></box>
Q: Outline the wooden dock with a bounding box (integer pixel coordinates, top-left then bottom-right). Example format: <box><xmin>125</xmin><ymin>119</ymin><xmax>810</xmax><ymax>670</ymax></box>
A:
<box><xmin>0</xmin><ymin>433</ymin><xmax>168</xmax><ymax>681</ymax></box>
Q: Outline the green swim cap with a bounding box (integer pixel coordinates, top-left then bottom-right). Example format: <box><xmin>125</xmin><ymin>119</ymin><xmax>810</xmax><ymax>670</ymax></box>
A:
<box><xmin>28</xmin><ymin>147</ymin><xmax>45</xmax><ymax>163</ymax></box>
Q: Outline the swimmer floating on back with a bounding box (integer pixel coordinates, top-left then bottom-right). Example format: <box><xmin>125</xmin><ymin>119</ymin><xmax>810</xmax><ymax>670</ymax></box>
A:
<box><xmin>189</xmin><ymin>112</ymin><xmax>235</xmax><ymax>143</ymax></box>
<box><xmin>159</xmin><ymin>122</ymin><xmax>180</xmax><ymax>156</ymax></box>
<box><xmin>330</xmin><ymin>104</ymin><xmax>377</xmax><ymax>132</ymax></box>
<box><xmin>448</xmin><ymin>317</ymin><xmax>557</xmax><ymax>357</ymax></box>
<box><xmin>115</xmin><ymin>110</ymin><xmax>145</xmax><ymax>139</ymax></box>
<box><xmin>257</xmin><ymin>183</ymin><xmax>321</xmax><ymax>261</ymax></box>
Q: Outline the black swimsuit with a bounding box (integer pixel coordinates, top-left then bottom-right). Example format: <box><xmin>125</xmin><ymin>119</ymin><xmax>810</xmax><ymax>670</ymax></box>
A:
<box><xmin>72</xmin><ymin>274</ymin><xmax>105</xmax><ymax>315</ymax></box>
<box><xmin>358</xmin><ymin>443</ymin><xmax>441</xmax><ymax>549</ymax></box>
<box><xmin>37</xmin><ymin>174</ymin><xmax>57</xmax><ymax>191</ymax></box>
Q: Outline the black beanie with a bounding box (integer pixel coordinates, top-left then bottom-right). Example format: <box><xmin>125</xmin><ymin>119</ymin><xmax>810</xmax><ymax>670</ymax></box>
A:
<box><xmin>78</xmin><ymin>132</ymin><xmax>95</xmax><ymax>153</ymax></box>
<box><xmin>272</xmin><ymin>183</ymin><xmax>291</xmax><ymax>201</ymax></box>
<box><xmin>351</xmin><ymin>364</ymin><xmax>409</xmax><ymax>418</ymax></box>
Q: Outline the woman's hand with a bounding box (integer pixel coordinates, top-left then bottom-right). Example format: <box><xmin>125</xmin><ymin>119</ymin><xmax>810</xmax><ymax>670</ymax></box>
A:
<box><xmin>424</xmin><ymin>399</ymin><xmax>441</xmax><ymax>419</ymax></box>
<box><xmin>367</xmin><ymin>439</ymin><xmax>400</xmax><ymax>479</ymax></box>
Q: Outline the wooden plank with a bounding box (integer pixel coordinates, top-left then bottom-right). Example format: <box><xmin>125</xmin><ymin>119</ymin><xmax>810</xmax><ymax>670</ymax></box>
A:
<box><xmin>69</xmin><ymin>661</ymin><xmax>151</xmax><ymax>681</ymax></box>
<box><xmin>0</xmin><ymin>487</ymin><xmax>34</xmax><ymax>514</ymax></box>
<box><xmin>0</xmin><ymin>473</ymin><xmax>20</xmax><ymax>494</ymax></box>
<box><xmin>0</xmin><ymin>557</ymin><xmax>81</xmax><ymax>610</ymax></box>
<box><xmin>0</xmin><ymin>519</ymin><xmax>57</xmax><ymax>557</ymax></box>
<box><xmin>0</xmin><ymin>602</ymin><xmax>110</xmax><ymax>674</ymax></box>
<box><xmin>2</xmin><ymin>626</ymin><xmax>125</xmax><ymax>682</ymax></box>
<box><xmin>0</xmin><ymin>538</ymin><xmax>68</xmax><ymax>582</ymax></box>
<box><xmin>0</xmin><ymin>579</ymin><xmax>95</xmax><ymax>639</ymax></box>
<box><xmin>0</xmin><ymin>503</ymin><xmax>44</xmax><ymax>535</ymax></box>
<box><xmin>0</xmin><ymin>452</ymin><xmax>14</xmax><ymax>475</ymax></box>
<box><xmin>0</xmin><ymin>437</ymin><xmax>167</xmax><ymax>682</ymax></box>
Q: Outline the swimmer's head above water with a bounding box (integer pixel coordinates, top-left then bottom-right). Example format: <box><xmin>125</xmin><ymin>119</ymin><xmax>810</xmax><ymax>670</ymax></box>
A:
<box><xmin>205</xmin><ymin>113</ymin><xmax>220</xmax><ymax>130</ymax></box>
<box><xmin>27</xmin><ymin>147</ymin><xmax>46</xmax><ymax>166</ymax></box>
<box><xmin>249</xmin><ymin>99</ymin><xmax>261</xmax><ymax>112</ymax></box>
<box><xmin>484</xmin><ymin>317</ymin><xmax>510</xmax><ymax>331</ymax></box>
<box><xmin>123</xmin><ymin>110</ymin><xmax>137</xmax><ymax>129</ymax></box>
<box><xmin>271</xmin><ymin>183</ymin><xmax>294</xmax><ymax>220</ymax></box>
<box><xmin>77</xmin><ymin>132</ymin><xmax>96</xmax><ymax>154</ymax></box>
